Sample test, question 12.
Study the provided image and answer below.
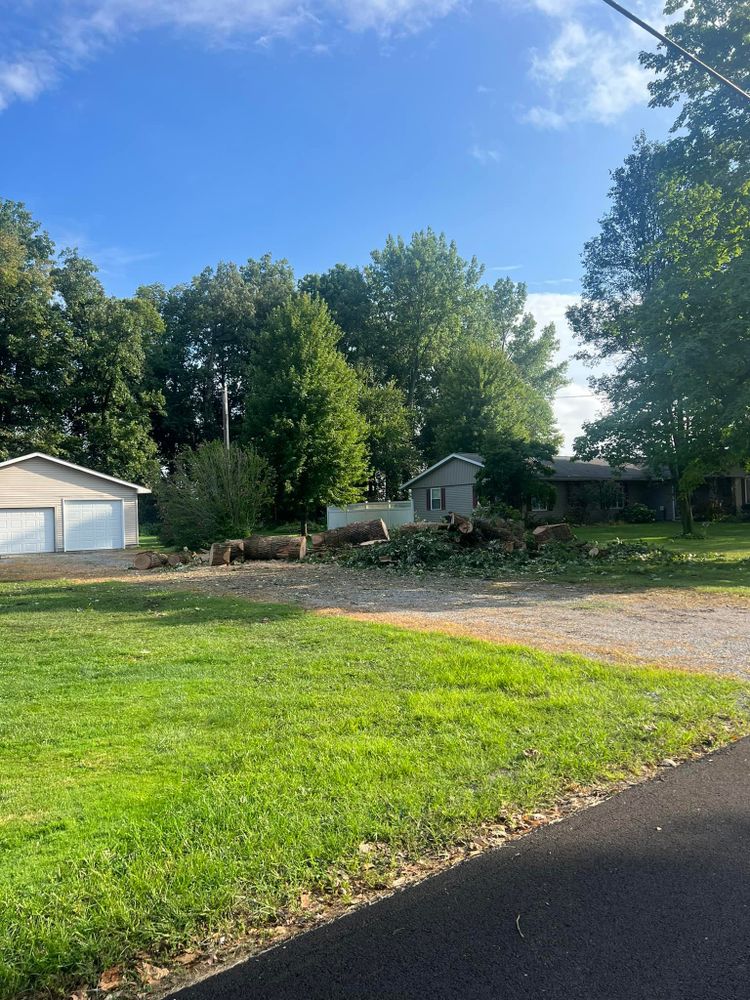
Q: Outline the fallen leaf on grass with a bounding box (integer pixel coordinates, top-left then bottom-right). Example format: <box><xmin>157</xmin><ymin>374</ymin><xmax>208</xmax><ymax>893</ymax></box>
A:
<box><xmin>98</xmin><ymin>967</ymin><xmax>123</xmax><ymax>992</ymax></box>
<box><xmin>138</xmin><ymin>961</ymin><xmax>170</xmax><ymax>985</ymax></box>
<box><xmin>174</xmin><ymin>951</ymin><xmax>200</xmax><ymax>966</ymax></box>
<box><xmin>70</xmin><ymin>989</ymin><xmax>88</xmax><ymax>1000</ymax></box>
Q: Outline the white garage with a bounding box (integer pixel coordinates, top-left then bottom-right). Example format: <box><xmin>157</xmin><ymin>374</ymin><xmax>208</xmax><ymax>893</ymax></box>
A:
<box><xmin>0</xmin><ymin>453</ymin><xmax>150</xmax><ymax>555</ymax></box>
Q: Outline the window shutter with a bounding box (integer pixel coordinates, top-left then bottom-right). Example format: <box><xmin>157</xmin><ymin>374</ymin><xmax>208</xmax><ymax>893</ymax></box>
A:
<box><xmin>472</xmin><ymin>486</ymin><xmax>477</xmax><ymax>508</ymax></box>
<box><xmin>441</xmin><ymin>487</ymin><xmax>446</xmax><ymax>510</ymax></box>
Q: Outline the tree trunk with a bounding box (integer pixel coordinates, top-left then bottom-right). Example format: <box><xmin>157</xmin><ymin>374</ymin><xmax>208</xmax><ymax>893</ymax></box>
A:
<box><xmin>133</xmin><ymin>551</ymin><xmax>168</xmax><ymax>570</ymax></box>
<box><xmin>244</xmin><ymin>534</ymin><xmax>307</xmax><ymax>560</ymax></box>
<box><xmin>679</xmin><ymin>493</ymin><xmax>695</xmax><ymax>535</ymax></box>
<box><xmin>209</xmin><ymin>542</ymin><xmax>234</xmax><ymax>566</ymax></box>
<box><xmin>318</xmin><ymin>519</ymin><xmax>390</xmax><ymax>549</ymax></box>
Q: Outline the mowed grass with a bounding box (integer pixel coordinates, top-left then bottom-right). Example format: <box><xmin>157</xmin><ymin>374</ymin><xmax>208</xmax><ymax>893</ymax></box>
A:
<box><xmin>1</xmin><ymin>582</ymin><xmax>748</xmax><ymax>997</ymax></box>
<box><xmin>561</xmin><ymin>522</ymin><xmax>750</xmax><ymax>593</ymax></box>
<box><xmin>575</xmin><ymin>521</ymin><xmax>750</xmax><ymax>559</ymax></box>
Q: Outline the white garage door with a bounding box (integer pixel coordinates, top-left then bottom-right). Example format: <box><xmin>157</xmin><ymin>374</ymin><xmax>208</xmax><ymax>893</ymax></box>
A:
<box><xmin>64</xmin><ymin>500</ymin><xmax>124</xmax><ymax>551</ymax></box>
<box><xmin>0</xmin><ymin>508</ymin><xmax>55</xmax><ymax>554</ymax></box>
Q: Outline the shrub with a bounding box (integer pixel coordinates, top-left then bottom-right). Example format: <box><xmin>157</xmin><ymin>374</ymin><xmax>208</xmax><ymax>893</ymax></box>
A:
<box><xmin>620</xmin><ymin>503</ymin><xmax>657</xmax><ymax>523</ymax></box>
<box><xmin>155</xmin><ymin>441</ymin><xmax>274</xmax><ymax>549</ymax></box>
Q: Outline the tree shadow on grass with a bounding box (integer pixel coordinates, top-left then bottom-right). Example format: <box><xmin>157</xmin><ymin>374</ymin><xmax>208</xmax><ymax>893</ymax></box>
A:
<box><xmin>0</xmin><ymin>581</ymin><xmax>306</xmax><ymax>630</ymax></box>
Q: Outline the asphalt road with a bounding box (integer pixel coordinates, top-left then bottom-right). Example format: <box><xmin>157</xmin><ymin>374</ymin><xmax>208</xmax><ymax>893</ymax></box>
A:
<box><xmin>174</xmin><ymin>739</ymin><xmax>750</xmax><ymax>1000</ymax></box>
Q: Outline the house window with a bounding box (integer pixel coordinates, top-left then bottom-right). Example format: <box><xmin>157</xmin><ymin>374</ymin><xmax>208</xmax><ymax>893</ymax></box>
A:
<box><xmin>530</xmin><ymin>498</ymin><xmax>549</xmax><ymax>512</ymax></box>
<box><xmin>429</xmin><ymin>487</ymin><xmax>443</xmax><ymax>511</ymax></box>
<box><xmin>612</xmin><ymin>485</ymin><xmax>626</xmax><ymax>509</ymax></box>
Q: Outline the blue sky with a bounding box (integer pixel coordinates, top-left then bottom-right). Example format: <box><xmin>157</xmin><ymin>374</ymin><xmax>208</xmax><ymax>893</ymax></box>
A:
<box><xmin>1</xmin><ymin>0</ymin><xmax>674</xmax><ymax>447</ymax></box>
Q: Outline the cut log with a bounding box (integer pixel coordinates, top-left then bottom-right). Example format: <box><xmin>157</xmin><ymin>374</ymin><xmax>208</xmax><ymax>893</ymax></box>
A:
<box><xmin>224</xmin><ymin>539</ymin><xmax>244</xmax><ymax>563</ymax></box>
<box><xmin>132</xmin><ymin>551</ymin><xmax>168</xmax><ymax>570</ymax></box>
<box><xmin>318</xmin><ymin>519</ymin><xmax>389</xmax><ymax>550</ymax></box>
<box><xmin>397</xmin><ymin>521</ymin><xmax>447</xmax><ymax>534</ymax></box>
<box><xmin>166</xmin><ymin>552</ymin><xmax>191</xmax><ymax>567</ymax></box>
<box><xmin>209</xmin><ymin>542</ymin><xmax>233</xmax><ymax>566</ymax></box>
<box><xmin>532</xmin><ymin>523</ymin><xmax>574</xmax><ymax>545</ymax></box>
<box><xmin>244</xmin><ymin>534</ymin><xmax>307</xmax><ymax>561</ymax></box>
<box><xmin>447</xmin><ymin>512</ymin><xmax>473</xmax><ymax>534</ymax></box>
<box><xmin>473</xmin><ymin>518</ymin><xmax>518</xmax><ymax>544</ymax></box>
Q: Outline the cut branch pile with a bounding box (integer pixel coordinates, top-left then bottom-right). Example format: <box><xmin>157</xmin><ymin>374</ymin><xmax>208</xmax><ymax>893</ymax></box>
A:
<box><xmin>445</xmin><ymin>512</ymin><xmax>526</xmax><ymax>551</ymax></box>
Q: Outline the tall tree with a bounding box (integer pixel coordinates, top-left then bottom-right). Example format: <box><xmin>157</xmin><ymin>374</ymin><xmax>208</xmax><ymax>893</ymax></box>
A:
<box><xmin>424</xmin><ymin>340</ymin><xmax>556</xmax><ymax>460</ymax></box>
<box><xmin>571</xmin><ymin>139</ymin><xmax>750</xmax><ymax>534</ymax></box>
<box><xmin>642</xmin><ymin>0</ymin><xmax>750</xmax><ymax>171</ymax></box>
<box><xmin>480</xmin><ymin>278</ymin><xmax>568</xmax><ymax>401</ymax></box>
<box><xmin>149</xmin><ymin>255</ymin><xmax>294</xmax><ymax>459</ymax></box>
<box><xmin>244</xmin><ymin>294</ymin><xmax>369</xmax><ymax>528</ymax></box>
<box><xmin>366</xmin><ymin>229</ymin><xmax>485</xmax><ymax>413</ymax></box>
<box><xmin>299</xmin><ymin>264</ymin><xmax>373</xmax><ymax>363</ymax></box>
<box><xmin>357</xmin><ymin>372</ymin><xmax>420</xmax><ymax>499</ymax></box>
<box><xmin>52</xmin><ymin>252</ymin><xmax>164</xmax><ymax>485</ymax></box>
<box><xmin>0</xmin><ymin>200</ymin><xmax>59</xmax><ymax>457</ymax></box>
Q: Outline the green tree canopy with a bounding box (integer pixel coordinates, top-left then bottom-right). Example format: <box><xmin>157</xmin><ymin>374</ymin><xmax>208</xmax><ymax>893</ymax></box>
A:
<box><xmin>424</xmin><ymin>340</ymin><xmax>556</xmax><ymax>460</ymax></box>
<box><xmin>244</xmin><ymin>294</ymin><xmax>370</xmax><ymax>525</ymax></box>
<box><xmin>148</xmin><ymin>255</ymin><xmax>295</xmax><ymax>460</ymax></box>
<box><xmin>570</xmin><ymin>137</ymin><xmax>750</xmax><ymax>534</ymax></box>
<box><xmin>365</xmin><ymin>229</ymin><xmax>485</xmax><ymax>413</ymax></box>
<box><xmin>476</xmin><ymin>436</ymin><xmax>557</xmax><ymax>514</ymax></box>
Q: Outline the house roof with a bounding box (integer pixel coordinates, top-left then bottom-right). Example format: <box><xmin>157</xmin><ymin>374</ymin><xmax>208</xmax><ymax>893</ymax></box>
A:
<box><xmin>0</xmin><ymin>452</ymin><xmax>152</xmax><ymax>494</ymax></box>
<box><xmin>402</xmin><ymin>451</ymin><xmax>663</xmax><ymax>490</ymax></box>
<box><xmin>401</xmin><ymin>452</ymin><xmax>485</xmax><ymax>489</ymax></box>
<box><xmin>550</xmin><ymin>457</ymin><xmax>656</xmax><ymax>481</ymax></box>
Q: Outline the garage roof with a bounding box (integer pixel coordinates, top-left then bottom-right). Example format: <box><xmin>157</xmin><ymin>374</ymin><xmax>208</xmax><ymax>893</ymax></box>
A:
<box><xmin>0</xmin><ymin>452</ymin><xmax>152</xmax><ymax>494</ymax></box>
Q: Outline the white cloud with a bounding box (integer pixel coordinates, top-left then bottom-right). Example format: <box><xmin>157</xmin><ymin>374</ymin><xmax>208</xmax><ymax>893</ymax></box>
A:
<box><xmin>525</xmin><ymin>291</ymin><xmax>609</xmax><ymax>450</ymax></box>
<box><xmin>0</xmin><ymin>0</ymin><xmax>463</xmax><ymax>111</ymax></box>
<box><xmin>522</xmin><ymin>0</ymin><xmax>666</xmax><ymax>128</ymax></box>
<box><xmin>469</xmin><ymin>143</ymin><xmax>501</xmax><ymax>165</ymax></box>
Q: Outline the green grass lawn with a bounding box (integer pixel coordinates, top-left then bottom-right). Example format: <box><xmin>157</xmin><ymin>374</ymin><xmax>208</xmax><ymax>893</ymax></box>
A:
<box><xmin>569</xmin><ymin>522</ymin><xmax>750</xmax><ymax>592</ymax></box>
<box><xmin>575</xmin><ymin>521</ymin><xmax>750</xmax><ymax>559</ymax></box>
<box><xmin>1</xmin><ymin>581</ymin><xmax>748</xmax><ymax>997</ymax></box>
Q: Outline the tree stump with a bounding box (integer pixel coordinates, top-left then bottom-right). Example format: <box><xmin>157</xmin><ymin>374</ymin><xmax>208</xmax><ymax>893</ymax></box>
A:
<box><xmin>208</xmin><ymin>542</ymin><xmax>233</xmax><ymax>566</ymax></box>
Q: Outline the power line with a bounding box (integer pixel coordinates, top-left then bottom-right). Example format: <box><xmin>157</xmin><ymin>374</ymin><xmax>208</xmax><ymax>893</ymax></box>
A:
<box><xmin>600</xmin><ymin>0</ymin><xmax>750</xmax><ymax>104</ymax></box>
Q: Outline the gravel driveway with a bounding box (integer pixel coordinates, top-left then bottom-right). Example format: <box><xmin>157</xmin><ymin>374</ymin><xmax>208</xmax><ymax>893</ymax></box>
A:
<box><xmin>2</xmin><ymin>552</ymin><xmax>749</xmax><ymax>679</ymax></box>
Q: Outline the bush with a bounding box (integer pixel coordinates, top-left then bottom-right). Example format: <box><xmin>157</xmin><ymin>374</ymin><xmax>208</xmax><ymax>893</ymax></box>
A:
<box><xmin>155</xmin><ymin>441</ymin><xmax>274</xmax><ymax>549</ymax></box>
<box><xmin>620</xmin><ymin>503</ymin><xmax>657</xmax><ymax>523</ymax></box>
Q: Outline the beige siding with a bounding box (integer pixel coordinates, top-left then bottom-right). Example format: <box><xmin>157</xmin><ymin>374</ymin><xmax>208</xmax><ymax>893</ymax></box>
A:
<box><xmin>0</xmin><ymin>457</ymin><xmax>141</xmax><ymax>549</ymax></box>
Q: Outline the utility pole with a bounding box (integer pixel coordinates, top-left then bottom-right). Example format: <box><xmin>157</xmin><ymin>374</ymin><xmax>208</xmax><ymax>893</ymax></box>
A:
<box><xmin>222</xmin><ymin>380</ymin><xmax>230</xmax><ymax>451</ymax></box>
<box><xmin>600</xmin><ymin>0</ymin><xmax>750</xmax><ymax>104</ymax></box>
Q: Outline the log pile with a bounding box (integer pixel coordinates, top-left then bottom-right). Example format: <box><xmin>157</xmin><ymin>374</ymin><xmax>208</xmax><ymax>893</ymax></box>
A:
<box><xmin>446</xmin><ymin>512</ymin><xmax>526</xmax><ymax>551</ymax></box>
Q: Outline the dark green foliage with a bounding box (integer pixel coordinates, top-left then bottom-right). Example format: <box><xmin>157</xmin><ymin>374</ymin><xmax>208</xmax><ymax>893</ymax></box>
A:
<box><xmin>0</xmin><ymin>201</ymin><xmax>162</xmax><ymax>484</ymax></box>
<box><xmin>357</xmin><ymin>373</ymin><xmax>420</xmax><ymax>498</ymax></box>
<box><xmin>244</xmin><ymin>294</ymin><xmax>369</xmax><ymax>522</ymax></box>
<box><xmin>146</xmin><ymin>255</ymin><xmax>295</xmax><ymax>460</ymax></box>
<box><xmin>155</xmin><ymin>441</ymin><xmax>273</xmax><ymax>548</ymax></box>
<box><xmin>424</xmin><ymin>341</ymin><xmax>551</xmax><ymax>459</ymax></box>
<box><xmin>620</xmin><ymin>503</ymin><xmax>657</xmax><ymax>524</ymax></box>
<box><xmin>476</xmin><ymin>437</ymin><xmax>557</xmax><ymax>512</ymax></box>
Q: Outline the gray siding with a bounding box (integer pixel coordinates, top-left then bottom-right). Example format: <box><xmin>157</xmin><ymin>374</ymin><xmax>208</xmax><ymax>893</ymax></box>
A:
<box><xmin>409</xmin><ymin>458</ymin><xmax>480</xmax><ymax>521</ymax></box>
<box><xmin>0</xmin><ymin>457</ymin><xmax>141</xmax><ymax>549</ymax></box>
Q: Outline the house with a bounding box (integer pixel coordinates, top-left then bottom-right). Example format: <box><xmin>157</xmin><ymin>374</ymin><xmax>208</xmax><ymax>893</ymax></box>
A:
<box><xmin>0</xmin><ymin>452</ymin><xmax>150</xmax><ymax>555</ymax></box>
<box><xmin>402</xmin><ymin>452</ymin><xmax>750</xmax><ymax>523</ymax></box>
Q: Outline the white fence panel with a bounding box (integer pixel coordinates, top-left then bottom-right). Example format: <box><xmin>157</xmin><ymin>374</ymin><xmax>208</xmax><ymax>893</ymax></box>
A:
<box><xmin>326</xmin><ymin>500</ymin><xmax>415</xmax><ymax>531</ymax></box>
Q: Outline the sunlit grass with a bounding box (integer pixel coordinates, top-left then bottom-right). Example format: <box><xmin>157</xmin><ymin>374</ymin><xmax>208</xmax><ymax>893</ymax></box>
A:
<box><xmin>1</xmin><ymin>580</ymin><xmax>747</xmax><ymax>997</ymax></box>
